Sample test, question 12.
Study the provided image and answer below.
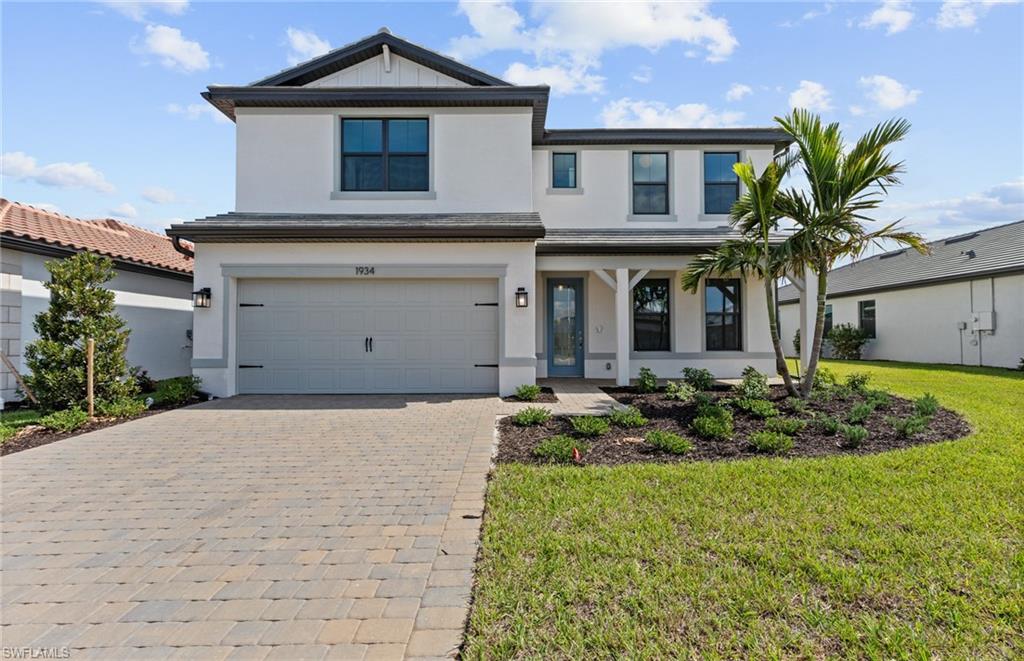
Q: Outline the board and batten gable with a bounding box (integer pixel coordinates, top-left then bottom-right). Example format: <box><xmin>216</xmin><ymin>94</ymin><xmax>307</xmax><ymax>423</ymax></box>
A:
<box><xmin>302</xmin><ymin>52</ymin><xmax>471</xmax><ymax>88</ymax></box>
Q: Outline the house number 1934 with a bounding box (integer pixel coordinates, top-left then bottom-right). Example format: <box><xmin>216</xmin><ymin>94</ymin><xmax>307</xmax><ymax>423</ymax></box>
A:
<box><xmin>355</xmin><ymin>266</ymin><xmax>375</xmax><ymax>275</ymax></box>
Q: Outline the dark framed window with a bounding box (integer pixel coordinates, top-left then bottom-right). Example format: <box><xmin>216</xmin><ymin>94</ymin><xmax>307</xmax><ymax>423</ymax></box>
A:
<box><xmin>859</xmin><ymin>300</ymin><xmax>876</xmax><ymax>339</ymax></box>
<box><xmin>824</xmin><ymin>304</ymin><xmax>833</xmax><ymax>335</ymax></box>
<box><xmin>632</xmin><ymin>152</ymin><xmax>669</xmax><ymax>214</ymax></box>
<box><xmin>704</xmin><ymin>152</ymin><xmax>739</xmax><ymax>214</ymax></box>
<box><xmin>705</xmin><ymin>279</ymin><xmax>742</xmax><ymax>351</ymax></box>
<box><xmin>552</xmin><ymin>153</ymin><xmax>577</xmax><ymax>188</ymax></box>
<box><xmin>341</xmin><ymin>118</ymin><xmax>428</xmax><ymax>191</ymax></box>
<box><xmin>633</xmin><ymin>279</ymin><xmax>670</xmax><ymax>351</ymax></box>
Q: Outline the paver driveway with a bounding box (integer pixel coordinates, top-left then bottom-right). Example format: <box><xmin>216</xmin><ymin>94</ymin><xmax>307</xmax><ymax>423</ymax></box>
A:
<box><xmin>1</xmin><ymin>395</ymin><xmax>501</xmax><ymax>660</ymax></box>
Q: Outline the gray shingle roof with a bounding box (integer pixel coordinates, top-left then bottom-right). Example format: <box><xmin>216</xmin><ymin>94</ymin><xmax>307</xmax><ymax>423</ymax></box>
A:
<box><xmin>777</xmin><ymin>220</ymin><xmax>1024</xmax><ymax>303</ymax></box>
<box><xmin>537</xmin><ymin>228</ymin><xmax>788</xmax><ymax>254</ymax></box>
<box><xmin>166</xmin><ymin>212</ymin><xmax>545</xmax><ymax>242</ymax></box>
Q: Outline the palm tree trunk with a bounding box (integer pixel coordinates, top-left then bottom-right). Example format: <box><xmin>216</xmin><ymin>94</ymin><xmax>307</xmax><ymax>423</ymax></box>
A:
<box><xmin>800</xmin><ymin>266</ymin><xmax>830</xmax><ymax>398</ymax></box>
<box><xmin>763</xmin><ymin>277</ymin><xmax>799</xmax><ymax>397</ymax></box>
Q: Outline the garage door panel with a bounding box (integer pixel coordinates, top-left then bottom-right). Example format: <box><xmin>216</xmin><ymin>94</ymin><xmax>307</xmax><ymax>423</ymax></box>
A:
<box><xmin>372</xmin><ymin>309</ymin><xmax>402</xmax><ymax>332</ymax></box>
<box><xmin>440</xmin><ymin>310</ymin><xmax>467</xmax><ymax>332</ymax></box>
<box><xmin>307</xmin><ymin>338</ymin><xmax>337</xmax><ymax>361</ymax></box>
<box><xmin>338</xmin><ymin>338</ymin><xmax>367</xmax><ymax>360</ymax></box>
<box><xmin>404</xmin><ymin>339</ymin><xmax>431</xmax><ymax>361</ymax></box>
<box><xmin>371</xmin><ymin>337</ymin><xmax>402</xmax><ymax>361</ymax></box>
<box><xmin>337</xmin><ymin>309</ymin><xmax>367</xmax><ymax>332</ymax></box>
<box><xmin>403</xmin><ymin>310</ymin><xmax>431</xmax><ymax>333</ymax></box>
<box><xmin>306</xmin><ymin>369</ymin><xmax>335</xmax><ymax>390</ymax></box>
<box><xmin>305</xmin><ymin>309</ymin><xmax>336</xmax><ymax>332</ymax></box>
<box><xmin>469</xmin><ymin>309</ymin><xmax>498</xmax><ymax>332</ymax></box>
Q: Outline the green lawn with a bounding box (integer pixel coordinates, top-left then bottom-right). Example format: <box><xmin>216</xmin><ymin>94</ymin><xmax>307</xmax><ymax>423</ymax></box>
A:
<box><xmin>464</xmin><ymin>361</ymin><xmax>1023</xmax><ymax>659</ymax></box>
<box><xmin>0</xmin><ymin>409</ymin><xmax>42</xmax><ymax>442</ymax></box>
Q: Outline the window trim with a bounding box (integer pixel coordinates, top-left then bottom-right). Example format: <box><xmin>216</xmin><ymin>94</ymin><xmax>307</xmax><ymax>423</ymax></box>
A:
<box><xmin>631</xmin><ymin>277</ymin><xmax>672</xmax><ymax>352</ymax></box>
<box><xmin>702</xmin><ymin>151</ymin><xmax>741</xmax><ymax>216</ymax></box>
<box><xmin>550</xmin><ymin>151</ymin><xmax>579</xmax><ymax>190</ymax></box>
<box><xmin>858</xmin><ymin>300</ymin><xmax>876</xmax><ymax>339</ymax></box>
<box><xmin>338</xmin><ymin>117</ymin><xmax>431</xmax><ymax>194</ymax></box>
<box><xmin>704</xmin><ymin>277</ymin><xmax>743</xmax><ymax>352</ymax></box>
<box><xmin>630</xmin><ymin>151</ymin><xmax>671</xmax><ymax>216</ymax></box>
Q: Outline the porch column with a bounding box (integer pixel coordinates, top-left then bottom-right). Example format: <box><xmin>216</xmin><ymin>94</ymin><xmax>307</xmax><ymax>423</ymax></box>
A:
<box><xmin>798</xmin><ymin>265</ymin><xmax>817</xmax><ymax>371</ymax></box>
<box><xmin>615</xmin><ymin>268</ymin><xmax>630</xmax><ymax>386</ymax></box>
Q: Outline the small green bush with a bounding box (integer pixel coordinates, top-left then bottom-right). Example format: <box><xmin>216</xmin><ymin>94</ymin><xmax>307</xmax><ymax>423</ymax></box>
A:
<box><xmin>153</xmin><ymin>376</ymin><xmax>202</xmax><ymax>407</ymax></box>
<box><xmin>785</xmin><ymin>397</ymin><xmax>808</xmax><ymax>414</ymax></box>
<box><xmin>96</xmin><ymin>397</ymin><xmax>146</xmax><ymax>418</ymax></box>
<box><xmin>570</xmin><ymin>415</ymin><xmax>610</xmax><ymax>437</ymax></box>
<box><xmin>847</xmin><ymin>402</ymin><xmax>876</xmax><ymax>424</ymax></box>
<box><xmin>512</xmin><ymin>406</ymin><xmax>551</xmax><ymax>426</ymax></box>
<box><xmin>645</xmin><ymin>430</ymin><xmax>693</xmax><ymax>455</ymax></box>
<box><xmin>0</xmin><ymin>424</ymin><xmax>17</xmax><ymax>442</ymax></box>
<box><xmin>39</xmin><ymin>407</ymin><xmax>89</xmax><ymax>433</ymax></box>
<box><xmin>534</xmin><ymin>435</ymin><xmax>588</xmax><ymax>463</ymax></box>
<box><xmin>865</xmin><ymin>389</ymin><xmax>892</xmax><ymax>409</ymax></box>
<box><xmin>609</xmin><ymin>406</ymin><xmax>648</xmax><ymax>428</ymax></box>
<box><xmin>817</xmin><ymin>415</ymin><xmax>841</xmax><ymax>435</ymax></box>
<box><xmin>749</xmin><ymin>431</ymin><xmax>793</xmax><ymax>454</ymax></box>
<box><xmin>812</xmin><ymin>367</ymin><xmax>838</xmax><ymax>390</ymax></box>
<box><xmin>636</xmin><ymin>367</ymin><xmax>658</xmax><ymax>393</ymax></box>
<box><xmin>915</xmin><ymin>393</ymin><xmax>939</xmax><ymax>417</ymax></box>
<box><xmin>736</xmin><ymin>366</ymin><xmax>770</xmax><ymax>399</ymax></box>
<box><xmin>692</xmin><ymin>415</ymin><xmax>733</xmax><ymax>440</ymax></box>
<box><xmin>827</xmin><ymin>323</ymin><xmax>871</xmax><ymax>360</ymax></box>
<box><xmin>664</xmin><ymin>380</ymin><xmax>696</xmax><ymax>402</ymax></box>
<box><xmin>888</xmin><ymin>415</ymin><xmax>929</xmax><ymax>438</ymax></box>
<box><xmin>765</xmin><ymin>417</ymin><xmax>807</xmax><ymax>435</ymax></box>
<box><xmin>681</xmin><ymin>367</ymin><xmax>715</xmax><ymax>391</ymax></box>
<box><xmin>734</xmin><ymin>398</ymin><xmax>778</xmax><ymax>419</ymax></box>
<box><xmin>514</xmin><ymin>384</ymin><xmax>542</xmax><ymax>402</ymax></box>
<box><xmin>839</xmin><ymin>424</ymin><xmax>869</xmax><ymax>448</ymax></box>
<box><xmin>692</xmin><ymin>392</ymin><xmax>714</xmax><ymax>408</ymax></box>
<box><xmin>695</xmin><ymin>402</ymin><xmax>733</xmax><ymax>423</ymax></box>
<box><xmin>845</xmin><ymin>372</ymin><xmax>872</xmax><ymax>393</ymax></box>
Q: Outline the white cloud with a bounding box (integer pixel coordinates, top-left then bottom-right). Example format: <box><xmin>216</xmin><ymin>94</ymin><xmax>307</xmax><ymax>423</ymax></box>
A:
<box><xmin>109</xmin><ymin>203</ymin><xmax>138</xmax><ymax>219</ymax></box>
<box><xmin>631</xmin><ymin>66</ymin><xmax>653</xmax><ymax>84</ymax></box>
<box><xmin>601</xmin><ymin>98</ymin><xmax>743</xmax><ymax>128</ymax></box>
<box><xmin>503</xmin><ymin>62</ymin><xmax>605</xmax><ymax>95</ymax></box>
<box><xmin>285</xmin><ymin>27</ymin><xmax>331</xmax><ymax>66</ymax></box>
<box><xmin>935</xmin><ymin>0</ymin><xmax>1013</xmax><ymax>29</ymax></box>
<box><xmin>166</xmin><ymin>102</ymin><xmax>230</xmax><ymax>124</ymax></box>
<box><xmin>889</xmin><ymin>179</ymin><xmax>1024</xmax><ymax>237</ymax></box>
<box><xmin>725</xmin><ymin>83</ymin><xmax>753</xmax><ymax>102</ymax></box>
<box><xmin>860</xmin><ymin>0</ymin><xmax>915</xmax><ymax>34</ymax></box>
<box><xmin>136</xmin><ymin>24</ymin><xmax>209</xmax><ymax>72</ymax></box>
<box><xmin>788</xmin><ymin>80</ymin><xmax>833</xmax><ymax>112</ymax></box>
<box><xmin>849</xmin><ymin>105</ymin><xmax>866</xmax><ymax>116</ymax></box>
<box><xmin>780</xmin><ymin>2</ymin><xmax>835</xmax><ymax>28</ymax></box>
<box><xmin>141</xmin><ymin>186</ymin><xmax>178</xmax><ymax>204</ymax></box>
<box><xmin>101</xmin><ymin>0</ymin><xmax>188</xmax><ymax>22</ymax></box>
<box><xmin>1</xmin><ymin>151</ymin><xmax>115</xmax><ymax>193</ymax></box>
<box><xmin>859</xmin><ymin>74</ymin><xmax>921</xmax><ymax>110</ymax></box>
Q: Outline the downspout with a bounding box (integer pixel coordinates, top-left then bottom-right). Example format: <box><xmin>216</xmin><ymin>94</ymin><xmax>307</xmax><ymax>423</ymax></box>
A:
<box><xmin>171</xmin><ymin>235</ymin><xmax>195</xmax><ymax>259</ymax></box>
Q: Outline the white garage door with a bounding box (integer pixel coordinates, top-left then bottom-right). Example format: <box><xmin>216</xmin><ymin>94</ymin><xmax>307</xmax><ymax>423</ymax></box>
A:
<box><xmin>236</xmin><ymin>279</ymin><xmax>499</xmax><ymax>394</ymax></box>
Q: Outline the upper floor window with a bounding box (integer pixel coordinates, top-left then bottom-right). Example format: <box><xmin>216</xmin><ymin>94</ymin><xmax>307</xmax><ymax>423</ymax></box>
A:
<box><xmin>342</xmin><ymin>118</ymin><xmax>428</xmax><ymax>192</ymax></box>
<box><xmin>704</xmin><ymin>152</ymin><xmax>739</xmax><ymax>214</ymax></box>
<box><xmin>706</xmin><ymin>278</ymin><xmax>742</xmax><ymax>351</ymax></box>
<box><xmin>633</xmin><ymin>279</ymin><xmax>670</xmax><ymax>351</ymax></box>
<box><xmin>552</xmin><ymin>153</ymin><xmax>577</xmax><ymax>189</ymax></box>
<box><xmin>859</xmin><ymin>300</ymin><xmax>876</xmax><ymax>338</ymax></box>
<box><xmin>632</xmin><ymin>152</ymin><xmax>669</xmax><ymax>215</ymax></box>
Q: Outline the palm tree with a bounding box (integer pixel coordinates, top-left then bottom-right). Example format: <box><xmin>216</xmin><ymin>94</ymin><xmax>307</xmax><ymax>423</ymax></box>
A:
<box><xmin>682</xmin><ymin>159</ymin><xmax>802</xmax><ymax>397</ymax></box>
<box><xmin>775</xmin><ymin>109</ymin><xmax>929</xmax><ymax>396</ymax></box>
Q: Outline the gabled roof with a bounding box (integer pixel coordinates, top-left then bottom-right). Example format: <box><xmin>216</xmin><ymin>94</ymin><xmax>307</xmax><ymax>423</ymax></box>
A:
<box><xmin>251</xmin><ymin>28</ymin><xmax>510</xmax><ymax>88</ymax></box>
<box><xmin>777</xmin><ymin>219</ymin><xmax>1024</xmax><ymax>303</ymax></box>
<box><xmin>1</xmin><ymin>199</ymin><xmax>193</xmax><ymax>276</ymax></box>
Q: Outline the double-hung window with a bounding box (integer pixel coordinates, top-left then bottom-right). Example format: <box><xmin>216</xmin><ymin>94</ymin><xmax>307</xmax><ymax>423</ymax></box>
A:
<box><xmin>824</xmin><ymin>303</ymin><xmax>834</xmax><ymax>335</ymax></box>
<box><xmin>705</xmin><ymin>279</ymin><xmax>742</xmax><ymax>351</ymax></box>
<box><xmin>632</xmin><ymin>152</ymin><xmax>669</xmax><ymax>214</ymax></box>
<box><xmin>859</xmin><ymin>300</ymin><xmax>876</xmax><ymax>338</ymax></box>
<box><xmin>704</xmin><ymin>152</ymin><xmax>740</xmax><ymax>214</ymax></box>
<box><xmin>552</xmin><ymin>153</ymin><xmax>577</xmax><ymax>189</ymax></box>
<box><xmin>633</xmin><ymin>279</ymin><xmax>670</xmax><ymax>351</ymax></box>
<box><xmin>342</xmin><ymin>118</ymin><xmax>428</xmax><ymax>192</ymax></box>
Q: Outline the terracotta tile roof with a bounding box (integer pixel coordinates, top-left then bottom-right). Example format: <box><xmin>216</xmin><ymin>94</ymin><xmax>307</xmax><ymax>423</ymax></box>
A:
<box><xmin>0</xmin><ymin>199</ymin><xmax>193</xmax><ymax>275</ymax></box>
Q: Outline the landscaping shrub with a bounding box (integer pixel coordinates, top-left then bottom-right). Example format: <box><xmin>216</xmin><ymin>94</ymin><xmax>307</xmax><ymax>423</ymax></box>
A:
<box><xmin>23</xmin><ymin>252</ymin><xmax>138</xmax><ymax>411</ymax></box>
<box><xmin>749</xmin><ymin>431</ymin><xmax>793</xmax><ymax>454</ymax></box>
<box><xmin>39</xmin><ymin>408</ymin><xmax>89</xmax><ymax>433</ymax></box>
<box><xmin>695</xmin><ymin>402</ymin><xmax>733</xmax><ymax>423</ymax></box>
<box><xmin>736</xmin><ymin>366</ymin><xmax>770</xmax><ymax>399</ymax></box>
<box><xmin>570</xmin><ymin>415</ymin><xmax>610</xmax><ymax>437</ymax></box>
<box><xmin>533</xmin><ymin>435</ymin><xmax>588</xmax><ymax>463</ymax></box>
<box><xmin>838</xmin><ymin>424</ymin><xmax>869</xmax><ymax>448</ymax></box>
<box><xmin>827</xmin><ymin>323</ymin><xmax>871</xmax><ymax>360</ymax></box>
<box><xmin>692</xmin><ymin>392</ymin><xmax>714</xmax><ymax>408</ymax></box>
<box><xmin>816</xmin><ymin>415</ymin><xmax>841</xmax><ymax>435</ymax></box>
<box><xmin>153</xmin><ymin>376</ymin><xmax>202</xmax><ymax>407</ymax></box>
<box><xmin>812</xmin><ymin>367</ymin><xmax>838</xmax><ymax>391</ymax></box>
<box><xmin>888</xmin><ymin>414</ymin><xmax>929</xmax><ymax>438</ymax></box>
<box><xmin>681</xmin><ymin>367</ymin><xmax>714</xmax><ymax>391</ymax></box>
<box><xmin>96</xmin><ymin>397</ymin><xmax>146</xmax><ymax>418</ymax></box>
<box><xmin>514</xmin><ymin>384</ymin><xmax>542</xmax><ymax>402</ymax></box>
<box><xmin>734</xmin><ymin>398</ymin><xmax>778</xmax><ymax>419</ymax></box>
<box><xmin>845</xmin><ymin>372</ymin><xmax>872</xmax><ymax>393</ymax></box>
<box><xmin>915</xmin><ymin>393</ymin><xmax>940</xmax><ymax>417</ymax></box>
<box><xmin>130</xmin><ymin>366</ymin><xmax>157</xmax><ymax>394</ymax></box>
<box><xmin>512</xmin><ymin>407</ymin><xmax>551</xmax><ymax>426</ymax></box>
<box><xmin>765</xmin><ymin>417</ymin><xmax>807</xmax><ymax>435</ymax></box>
<box><xmin>847</xmin><ymin>402</ymin><xmax>876</xmax><ymax>424</ymax></box>
<box><xmin>664</xmin><ymin>380</ymin><xmax>695</xmax><ymax>402</ymax></box>
<box><xmin>0</xmin><ymin>425</ymin><xmax>17</xmax><ymax>442</ymax></box>
<box><xmin>608</xmin><ymin>406</ymin><xmax>648</xmax><ymax>428</ymax></box>
<box><xmin>645</xmin><ymin>430</ymin><xmax>693</xmax><ymax>455</ymax></box>
<box><xmin>691</xmin><ymin>415</ymin><xmax>732</xmax><ymax>440</ymax></box>
<box><xmin>636</xmin><ymin>367</ymin><xmax>658</xmax><ymax>393</ymax></box>
<box><xmin>865</xmin><ymin>389</ymin><xmax>892</xmax><ymax>409</ymax></box>
<box><xmin>785</xmin><ymin>397</ymin><xmax>808</xmax><ymax>414</ymax></box>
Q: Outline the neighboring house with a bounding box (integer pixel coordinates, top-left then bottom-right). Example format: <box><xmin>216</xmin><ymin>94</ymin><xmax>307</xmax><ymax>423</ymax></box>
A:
<box><xmin>166</xmin><ymin>29</ymin><xmax>792</xmax><ymax>398</ymax></box>
<box><xmin>778</xmin><ymin>220</ymin><xmax>1024</xmax><ymax>369</ymax></box>
<box><xmin>1</xmin><ymin>199</ymin><xmax>195</xmax><ymax>407</ymax></box>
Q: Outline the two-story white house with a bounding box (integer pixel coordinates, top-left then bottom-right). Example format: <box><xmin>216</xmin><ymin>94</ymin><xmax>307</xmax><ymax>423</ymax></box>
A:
<box><xmin>167</xmin><ymin>30</ymin><xmax>791</xmax><ymax>398</ymax></box>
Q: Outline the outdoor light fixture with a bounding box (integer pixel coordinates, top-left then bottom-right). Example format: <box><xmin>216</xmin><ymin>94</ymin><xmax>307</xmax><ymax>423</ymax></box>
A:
<box><xmin>192</xmin><ymin>287</ymin><xmax>212</xmax><ymax>309</ymax></box>
<box><xmin>515</xmin><ymin>287</ymin><xmax>529</xmax><ymax>308</ymax></box>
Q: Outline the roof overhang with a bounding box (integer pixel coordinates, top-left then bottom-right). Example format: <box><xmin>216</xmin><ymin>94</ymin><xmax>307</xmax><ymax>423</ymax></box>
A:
<box><xmin>536</xmin><ymin>229</ymin><xmax>788</xmax><ymax>255</ymax></box>
<box><xmin>1</xmin><ymin>234</ymin><xmax>193</xmax><ymax>281</ymax></box>
<box><xmin>778</xmin><ymin>265</ymin><xmax>1024</xmax><ymax>304</ymax></box>
<box><xmin>537</xmin><ymin>128</ymin><xmax>792</xmax><ymax>150</ymax></box>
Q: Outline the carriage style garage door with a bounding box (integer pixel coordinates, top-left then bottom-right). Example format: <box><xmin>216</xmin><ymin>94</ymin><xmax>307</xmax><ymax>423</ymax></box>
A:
<box><xmin>236</xmin><ymin>278</ymin><xmax>499</xmax><ymax>394</ymax></box>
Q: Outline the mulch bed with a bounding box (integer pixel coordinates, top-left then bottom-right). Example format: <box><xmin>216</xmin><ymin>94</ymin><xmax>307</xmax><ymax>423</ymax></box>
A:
<box><xmin>501</xmin><ymin>387</ymin><xmax>559</xmax><ymax>404</ymax></box>
<box><xmin>496</xmin><ymin>385</ymin><xmax>971</xmax><ymax>466</ymax></box>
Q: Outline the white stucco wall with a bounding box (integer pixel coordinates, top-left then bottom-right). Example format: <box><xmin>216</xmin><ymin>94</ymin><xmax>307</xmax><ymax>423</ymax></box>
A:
<box><xmin>778</xmin><ymin>273</ymin><xmax>1024</xmax><ymax>369</ymax></box>
<box><xmin>191</xmin><ymin>241</ymin><xmax>537</xmax><ymax>397</ymax></box>
<box><xmin>532</xmin><ymin>145</ymin><xmax>775</xmax><ymax>229</ymax></box>
<box><xmin>235</xmin><ymin>108</ymin><xmax>534</xmax><ymax>214</ymax></box>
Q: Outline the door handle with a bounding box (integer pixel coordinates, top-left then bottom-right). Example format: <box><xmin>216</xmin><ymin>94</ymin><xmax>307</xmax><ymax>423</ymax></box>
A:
<box><xmin>369</xmin><ymin>337</ymin><xmax>373</xmax><ymax>352</ymax></box>
<box><xmin>365</xmin><ymin>337</ymin><xmax>369</xmax><ymax>352</ymax></box>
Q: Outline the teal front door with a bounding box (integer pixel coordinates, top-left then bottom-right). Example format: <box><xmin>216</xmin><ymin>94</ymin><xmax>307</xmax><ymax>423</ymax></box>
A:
<box><xmin>547</xmin><ymin>278</ymin><xmax>584</xmax><ymax>377</ymax></box>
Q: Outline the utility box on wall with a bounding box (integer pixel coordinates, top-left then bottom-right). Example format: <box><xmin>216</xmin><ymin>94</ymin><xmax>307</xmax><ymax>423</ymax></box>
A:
<box><xmin>972</xmin><ymin>311</ymin><xmax>995</xmax><ymax>332</ymax></box>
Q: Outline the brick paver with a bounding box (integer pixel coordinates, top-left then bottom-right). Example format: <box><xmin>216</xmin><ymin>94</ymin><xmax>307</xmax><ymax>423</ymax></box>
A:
<box><xmin>1</xmin><ymin>394</ymin><xmax>498</xmax><ymax>658</ymax></box>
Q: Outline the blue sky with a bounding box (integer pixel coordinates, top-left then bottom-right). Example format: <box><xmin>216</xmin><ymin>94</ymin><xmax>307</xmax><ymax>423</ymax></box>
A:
<box><xmin>3</xmin><ymin>1</ymin><xmax>1022</xmax><ymax>242</ymax></box>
